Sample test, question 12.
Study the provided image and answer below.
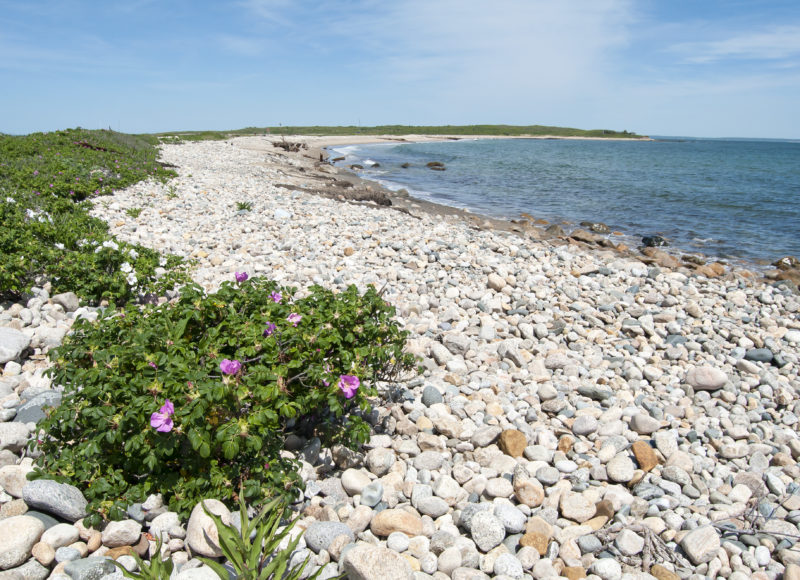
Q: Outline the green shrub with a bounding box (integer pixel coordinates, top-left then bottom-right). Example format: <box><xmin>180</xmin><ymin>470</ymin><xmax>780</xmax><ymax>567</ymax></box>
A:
<box><xmin>32</xmin><ymin>276</ymin><xmax>417</xmax><ymax>526</ymax></box>
<box><xmin>236</xmin><ymin>201</ymin><xmax>253</xmax><ymax>212</ymax></box>
<box><xmin>0</xmin><ymin>191</ymin><xmax>187</xmax><ymax>304</ymax></box>
<box><xmin>0</xmin><ymin>128</ymin><xmax>187</xmax><ymax>305</ymax></box>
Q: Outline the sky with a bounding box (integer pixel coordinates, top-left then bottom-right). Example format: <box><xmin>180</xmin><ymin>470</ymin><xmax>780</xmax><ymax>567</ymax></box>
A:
<box><xmin>1</xmin><ymin>0</ymin><xmax>799</xmax><ymax>138</ymax></box>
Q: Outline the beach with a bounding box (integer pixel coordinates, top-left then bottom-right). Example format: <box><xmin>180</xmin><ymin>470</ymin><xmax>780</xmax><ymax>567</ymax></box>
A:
<box><xmin>2</xmin><ymin>135</ymin><xmax>799</xmax><ymax>579</ymax></box>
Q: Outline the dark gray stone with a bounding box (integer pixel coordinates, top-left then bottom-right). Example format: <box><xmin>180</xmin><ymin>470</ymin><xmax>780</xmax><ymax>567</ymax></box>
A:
<box><xmin>22</xmin><ymin>480</ymin><xmax>88</xmax><ymax>522</ymax></box>
<box><xmin>745</xmin><ymin>348</ymin><xmax>774</xmax><ymax>363</ymax></box>
<box><xmin>13</xmin><ymin>391</ymin><xmax>62</xmax><ymax>424</ymax></box>
<box><xmin>422</xmin><ymin>385</ymin><xmax>444</xmax><ymax>407</ymax></box>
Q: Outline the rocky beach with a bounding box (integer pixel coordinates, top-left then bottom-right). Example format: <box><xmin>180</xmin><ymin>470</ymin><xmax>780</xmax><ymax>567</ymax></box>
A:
<box><xmin>1</xmin><ymin>135</ymin><xmax>800</xmax><ymax>580</ymax></box>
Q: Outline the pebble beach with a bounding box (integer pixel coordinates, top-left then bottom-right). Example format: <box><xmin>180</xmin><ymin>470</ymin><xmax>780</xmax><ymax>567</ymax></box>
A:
<box><xmin>1</xmin><ymin>135</ymin><xmax>800</xmax><ymax>580</ymax></box>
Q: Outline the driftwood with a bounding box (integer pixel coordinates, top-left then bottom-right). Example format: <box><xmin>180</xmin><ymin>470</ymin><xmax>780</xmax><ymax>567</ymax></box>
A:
<box><xmin>272</xmin><ymin>139</ymin><xmax>307</xmax><ymax>152</ymax></box>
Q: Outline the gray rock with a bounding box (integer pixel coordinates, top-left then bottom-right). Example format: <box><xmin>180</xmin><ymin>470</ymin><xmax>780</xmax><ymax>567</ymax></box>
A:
<box><xmin>471</xmin><ymin>426</ymin><xmax>501</xmax><ymax>448</ymax></box>
<box><xmin>414</xmin><ymin>451</ymin><xmax>445</xmax><ymax>471</ymax></box>
<box><xmin>0</xmin><ymin>423</ymin><xmax>31</xmax><ymax>453</ymax></box>
<box><xmin>630</xmin><ymin>414</ymin><xmax>660</xmax><ymax>435</ymax></box>
<box><xmin>493</xmin><ymin>503</ymin><xmax>526</xmax><ymax>534</ymax></box>
<box><xmin>360</xmin><ymin>481</ymin><xmax>384</xmax><ymax>507</ymax></box>
<box><xmin>52</xmin><ymin>292</ymin><xmax>80</xmax><ymax>312</ymax></box>
<box><xmin>12</xmin><ymin>391</ymin><xmax>62</xmax><ymax>425</ymax></box>
<box><xmin>493</xmin><ymin>553</ymin><xmax>523</xmax><ymax>579</ymax></box>
<box><xmin>305</xmin><ymin>521</ymin><xmax>355</xmax><ymax>553</ymax></box>
<box><xmin>572</xmin><ymin>415</ymin><xmax>598</xmax><ymax>436</ymax></box>
<box><xmin>22</xmin><ymin>480</ymin><xmax>87</xmax><ymax>522</ymax></box>
<box><xmin>745</xmin><ymin>348</ymin><xmax>774</xmax><ymax>363</ymax></box>
<box><xmin>469</xmin><ymin>511</ymin><xmax>505</xmax><ymax>552</ymax></box>
<box><xmin>535</xmin><ymin>466</ymin><xmax>560</xmax><ymax>487</ymax></box>
<box><xmin>422</xmin><ymin>386</ymin><xmax>444</xmax><ymax>407</ymax></box>
<box><xmin>0</xmin><ymin>515</ymin><xmax>45</xmax><ymax>570</ymax></box>
<box><xmin>416</xmin><ymin>496</ymin><xmax>449</xmax><ymax>518</ymax></box>
<box><xmin>0</xmin><ymin>328</ymin><xmax>30</xmax><ymax>364</ymax></box>
<box><xmin>366</xmin><ymin>448</ymin><xmax>396</xmax><ymax>477</ymax></box>
<box><xmin>64</xmin><ymin>557</ymin><xmax>117</xmax><ymax>580</ymax></box>
<box><xmin>55</xmin><ymin>546</ymin><xmax>81</xmax><ymax>563</ymax></box>
<box><xmin>341</xmin><ymin>544</ymin><xmax>414</xmax><ymax>580</ymax></box>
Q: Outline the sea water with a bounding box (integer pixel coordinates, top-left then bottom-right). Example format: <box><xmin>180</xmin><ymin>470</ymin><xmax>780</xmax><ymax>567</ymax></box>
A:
<box><xmin>330</xmin><ymin>137</ymin><xmax>800</xmax><ymax>265</ymax></box>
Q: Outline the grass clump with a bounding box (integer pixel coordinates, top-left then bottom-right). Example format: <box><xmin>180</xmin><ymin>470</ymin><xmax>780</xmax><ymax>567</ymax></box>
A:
<box><xmin>32</xmin><ymin>275</ymin><xmax>417</xmax><ymax>526</ymax></box>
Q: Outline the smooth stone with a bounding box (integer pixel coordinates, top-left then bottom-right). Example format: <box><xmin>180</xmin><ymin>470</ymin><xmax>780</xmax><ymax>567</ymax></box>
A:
<box><xmin>685</xmin><ymin>365</ymin><xmax>727</xmax><ymax>391</ymax></box>
<box><xmin>493</xmin><ymin>503</ymin><xmax>526</xmax><ymax>534</ymax></box>
<box><xmin>366</xmin><ymin>448</ymin><xmax>396</xmax><ymax>477</ymax></box>
<box><xmin>0</xmin><ymin>328</ymin><xmax>30</xmax><ymax>364</ymax></box>
<box><xmin>745</xmin><ymin>348</ymin><xmax>774</xmax><ymax>363</ymax></box>
<box><xmin>572</xmin><ymin>415</ymin><xmax>598</xmax><ymax>436</ymax></box>
<box><xmin>370</xmin><ymin>509</ymin><xmax>423</xmax><ymax>537</ymax></box>
<box><xmin>360</xmin><ymin>481</ymin><xmax>384</xmax><ymax>507</ymax></box>
<box><xmin>342</xmin><ymin>469</ymin><xmax>372</xmax><ymax>495</ymax></box>
<box><xmin>590</xmin><ymin>557</ymin><xmax>622</xmax><ymax>580</ymax></box>
<box><xmin>305</xmin><ymin>521</ymin><xmax>355</xmax><ymax>553</ymax></box>
<box><xmin>185</xmin><ymin>499</ymin><xmax>232</xmax><ymax>558</ymax></box>
<box><xmin>22</xmin><ymin>480</ymin><xmax>87</xmax><ymax>522</ymax></box>
<box><xmin>387</xmin><ymin>531</ymin><xmax>410</xmax><ymax>553</ymax></box>
<box><xmin>101</xmin><ymin>520</ymin><xmax>142</xmax><ymax>548</ymax></box>
<box><xmin>0</xmin><ymin>423</ymin><xmax>30</xmax><ymax>453</ymax></box>
<box><xmin>493</xmin><ymin>553</ymin><xmax>523</xmax><ymax>579</ymax></box>
<box><xmin>614</xmin><ymin>529</ymin><xmax>645</xmax><ymax>556</ymax></box>
<box><xmin>630</xmin><ymin>414</ymin><xmax>661</xmax><ymax>435</ymax></box>
<box><xmin>31</xmin><ymin>541</ymin><xmax>56</xmax><ymax>567</ymax></box>
<box><xmin>560</xmin><ymin>493</ymin><xmax>596</xmax><ymax>523</ymax></box>
<box><xmin>341</xmin><ymin>544</ymin><xmax>414</xmax><ymax>580</ymax></box>
<box><xmin>0</xmin><ymin>515</ymin><xmax>45</xmax><ymax>570</ymax></box>
<box><xmin>606</xmin><ymin>454</ymin><xmax>635</xmax><ymax>483</ymax></box>
<box><xmin>680</xmin><ymin>525</ymin><xmax>720</xmax><ymax>565</ymax></box>
<box><xmin>54</xmin><ymin>546</ymin><xmax>81</xmax><ymax>563</ymax></box>
<box><xmin>416</xmin><ymin>496</ymin><xmax>450</xmax><ymax>518</ymax></box>
<box><xmin>40</xmin><ymin>523</ymin><xmax>80</xmax><ymax>549</ymax></box>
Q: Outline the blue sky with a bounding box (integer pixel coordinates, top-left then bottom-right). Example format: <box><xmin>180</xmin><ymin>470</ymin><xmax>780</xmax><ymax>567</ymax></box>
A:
<box><xmin>2</xmin><ymin>0</ymin><xmax>799</xmax><ymax>138</ymax></box>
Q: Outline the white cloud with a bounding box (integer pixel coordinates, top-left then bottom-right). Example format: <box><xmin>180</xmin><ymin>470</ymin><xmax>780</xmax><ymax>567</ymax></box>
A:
<box><xmin>319</xmin><ymin>0</ymin><xmax>636</xmax><ymax>102</ymax></box>
<box><xmin>671</xmin><ymin>25</ymin><xmax>800</xmax><ymax>64</ymax></box>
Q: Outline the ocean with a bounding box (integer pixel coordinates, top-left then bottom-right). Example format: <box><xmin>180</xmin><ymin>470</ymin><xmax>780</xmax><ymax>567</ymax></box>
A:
<box><xmin>329</xmin><ymin>137</ymin><xmax>800</xmax><ymax>266</ymax></box>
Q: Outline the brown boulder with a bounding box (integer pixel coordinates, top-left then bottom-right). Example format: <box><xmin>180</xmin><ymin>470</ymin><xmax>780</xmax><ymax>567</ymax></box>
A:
<box><xmin>498</xmin><ymin>430</ymin><xmax>527</xmax><ymax>457</ymax></box>
<box><xmin>632</xmin><ymin>440</ymin><xmax>660</xmax><ymax>472</ymax></box>
<box><xmin>520</xmin><ymin>531</ymin><xmax>549</xmax><ymax>555</ymax></box>
<box><xmin>370</xmin><ymin>509</ymin><xmax>423</xmax><ymax>537</ymax></box>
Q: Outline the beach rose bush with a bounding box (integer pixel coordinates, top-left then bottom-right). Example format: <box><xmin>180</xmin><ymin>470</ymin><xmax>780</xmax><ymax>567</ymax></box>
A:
<box><xmin>32</xmin><ymin>276</ymin><xmax>417</xmax><ymax>525</ymax></box>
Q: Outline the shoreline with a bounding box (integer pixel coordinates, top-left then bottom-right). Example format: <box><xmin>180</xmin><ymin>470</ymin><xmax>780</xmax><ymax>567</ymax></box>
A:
<box><xmin>5</xmin><ymin>134</ymin><xmax>797</xmax><ymax>578</ymax></box>
<box><xmin>235</xmin><ymin>134</ymin><xmax>799</xmax><ymax>289</ymax></box>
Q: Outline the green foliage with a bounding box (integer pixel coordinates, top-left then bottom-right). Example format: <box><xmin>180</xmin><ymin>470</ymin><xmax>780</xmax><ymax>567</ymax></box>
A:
<box><xmin>0</xmin><ymin>128</ymin><xmax>188</xmax><ymax>305</ymax></box>
<box><xmin>200</xmin><ymin>496</ymin><xmax>333</xmax><ymax>580</ymax></box>
<box><xmin>0</xmin><ymin>190</ymin><xmax>186</xmax><ymax>304</ymax></box>
<box><xmin>32</xmin><ymin>276</ymin><xmax>417</xmax><ymax>526</ymax></box>
<box><xmin>125</xmin><ymin>207</ymin><xmax>144</xmax><ymax>219</ymax></box>
<box><xmin>155</xmin><ymin>124</ymin><xmax>647</xmax><ymax>140</ymax></box>
<box><xmin>112</xmin><ymin>536</ymin><xmax>174</xmax><ymax>579</ymax></box>
<box><xmin>236</xmin><ymin>201</ymin><xmax>253</xmax><ymax>212</ymax></box>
